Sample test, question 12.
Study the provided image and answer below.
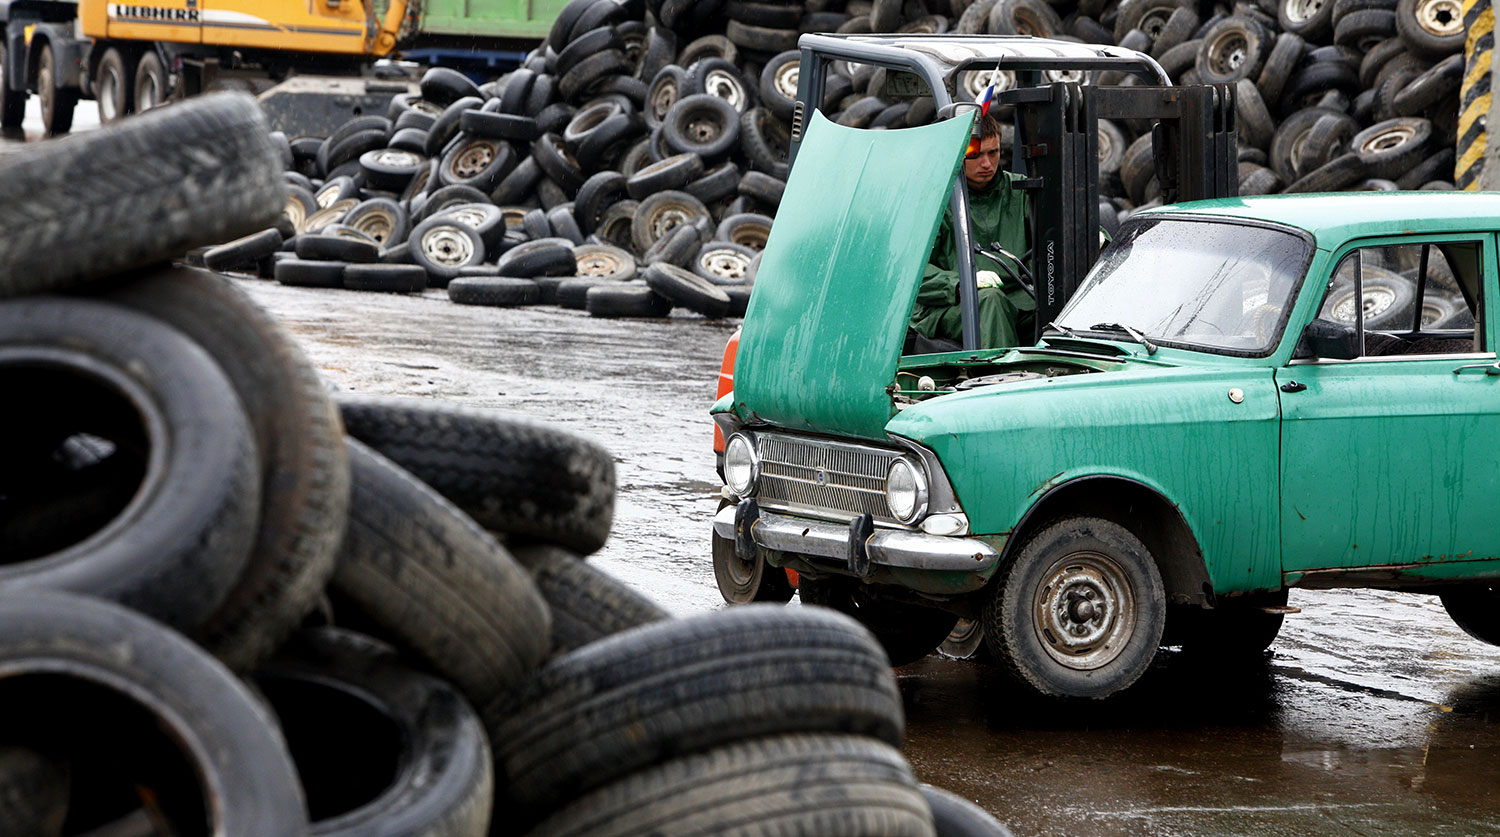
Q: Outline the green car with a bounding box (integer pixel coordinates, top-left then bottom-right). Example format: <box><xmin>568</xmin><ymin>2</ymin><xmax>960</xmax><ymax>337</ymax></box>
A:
<box><xmin>712</xmin><ymin>109</ymin><xmax>1500</xmax><ymax>700</ymax></box>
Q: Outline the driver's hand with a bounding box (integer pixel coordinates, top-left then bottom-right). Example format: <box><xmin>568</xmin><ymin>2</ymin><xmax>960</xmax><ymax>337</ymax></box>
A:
<box><xmin>976</xmin><ymin>270</ymin><xmax>1000</xmax><ymax>289</ymax></box>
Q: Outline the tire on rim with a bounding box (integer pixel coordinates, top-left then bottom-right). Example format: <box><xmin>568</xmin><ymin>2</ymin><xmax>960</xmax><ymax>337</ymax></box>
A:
<box><xmin>38</xmin><ymin>42</ymin><xmax>78</xmax><ymax>136</ymax></box>
<box><xmin>631</xmin><ymin>189</ymin><xmax>710</xmax><ymax>252</ymax></box>
<box><xmin>1396</xmin><ymin>0</ymin><xmax>1463</xmax><ymax>57</ymax></box>
<box><xmin>711</xmin><ymin>498</ymin><xmax>794</xmax><ymax>604</ymax></box>
<box><xmin>575</xmin><ymin>242</ymin><xmax>637</xmax><ymax>280</ymax></box>
<box><xmin>0</xmin><ymin>39</ymin><xmax>26</xmax><ymax>127</ymax></box>
<box><xmin>662</xmin><ymin>93</ymin><xmax>741</xmax><ymax>159</ymax></box>
<box><xmin>95</xmin><ymin>47</ymin><xmax>133</xmax><ymax>123</ymax></box>
<box><xmin>984</xmin><ymin>516</ymin><xmax>1166</xmax><ymax>699</ymax></box>
<box><xmin>1351</xmin><ymin>116</ymin><xmax>1433</xmax><ymax>180</ymax></box>
<box><xmin>1195</xmin><ymin>15</ymin><xmax>1272</xmax><ymax>85</ymax></box>
<box><xmin>694</xmin><ymin>241</ymin><xmax>756</xmax><ymax>284</ymax></box>
<box><xmin>410</xmin><ymin>216</ymin><xmax>486</xmax><ymax>282</ymax></box>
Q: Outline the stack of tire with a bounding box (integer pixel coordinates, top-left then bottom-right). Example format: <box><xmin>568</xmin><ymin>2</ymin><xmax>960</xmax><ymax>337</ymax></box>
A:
<box><xmin>0</xmin><ymin>94</ymin><xmax>1011</xmax><ymax>837</ymax></box>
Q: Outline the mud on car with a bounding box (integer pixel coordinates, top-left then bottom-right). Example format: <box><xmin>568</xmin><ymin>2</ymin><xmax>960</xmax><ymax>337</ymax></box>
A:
<box><xmin>711</xmin><ymin>84</ymin><xmax>1500</xmax><ymax>698</ymax></box>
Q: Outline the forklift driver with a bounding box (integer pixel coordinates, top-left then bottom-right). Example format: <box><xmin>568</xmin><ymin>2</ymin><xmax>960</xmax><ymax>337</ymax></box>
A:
<box><xmin>909</xmin><ymin>113</ymin><xmax>1035</xmax><ymax>350</ymax></box>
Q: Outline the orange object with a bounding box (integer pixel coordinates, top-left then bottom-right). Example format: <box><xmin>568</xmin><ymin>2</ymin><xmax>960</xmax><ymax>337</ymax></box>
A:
<box><xmin>712</xmin><ymin>327</ymin><xmax>741</xmax><ymax>453</ymax></box>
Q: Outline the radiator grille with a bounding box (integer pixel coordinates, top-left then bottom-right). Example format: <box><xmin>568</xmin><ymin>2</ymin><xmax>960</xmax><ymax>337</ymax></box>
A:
<box><xmin>755</xmin><ymin>432</ymin><xmax>898</xmax><ymax>522</ymax></box>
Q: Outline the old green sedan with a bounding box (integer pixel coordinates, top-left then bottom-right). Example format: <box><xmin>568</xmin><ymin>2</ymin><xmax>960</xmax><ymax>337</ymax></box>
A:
<box><xmin>712</xmin><ymin>111</ymin><xmax>1500</xmax><ymax>700</ymax></box>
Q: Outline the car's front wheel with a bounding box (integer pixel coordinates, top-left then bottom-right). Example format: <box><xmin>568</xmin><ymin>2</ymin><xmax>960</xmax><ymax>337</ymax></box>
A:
<box><xmin>1440</xmin><ymin>585</ymin><xmax>1500</xmax><ymax>645</ymax></box>
<box><xmin>985</xmin><ymin>516</ymin><xmax>1165</xmax><ymax>699</ymax></box>
<box><xmin>711</xmin><ymin>499</ymin><xmax>794</xmax><ymax>605</ymax></box>
<box><xmin>799</xmin><ymin>576</ymin><xmax>958</xmax><ymax>667</ymax></box>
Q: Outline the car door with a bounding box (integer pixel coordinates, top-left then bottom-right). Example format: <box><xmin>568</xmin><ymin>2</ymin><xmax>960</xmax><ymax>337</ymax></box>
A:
<box><xmin>1278</xmin><ymin>233</ymin><xmax>1500</xmax><ymax>575</ymax></box>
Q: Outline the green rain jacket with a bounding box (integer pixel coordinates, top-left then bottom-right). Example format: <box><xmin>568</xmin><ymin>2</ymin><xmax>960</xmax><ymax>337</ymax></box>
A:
<box><xmin>910</xmin><ymin>170</ymin><xmax>1035</xmax><ymax>348</ymax></box>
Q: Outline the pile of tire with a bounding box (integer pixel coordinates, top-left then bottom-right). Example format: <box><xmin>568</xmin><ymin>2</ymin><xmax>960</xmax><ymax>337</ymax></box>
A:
<box><xmin>0</xmin><ymin>92</ymin><xmax>1011</xmax><ymax>837</ymax></box>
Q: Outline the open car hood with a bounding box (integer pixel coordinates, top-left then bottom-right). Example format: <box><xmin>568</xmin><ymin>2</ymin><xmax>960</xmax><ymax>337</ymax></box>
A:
<box><xmin>731</xmin><ymin>109</ymin><xmax>970</xmax><ymax>441</ymax></box>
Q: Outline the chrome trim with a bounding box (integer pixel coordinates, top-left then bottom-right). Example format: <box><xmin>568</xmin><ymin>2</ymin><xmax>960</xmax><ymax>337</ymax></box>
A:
<box><xmin>711</xmin><ymin>411</ymin><xmax>744</xmax><ymax>441</ymax></box>
<box><xmin>753</xmin><ymin>431</ymin><xmax>903</xmax><ymax>523</ymax></box>
<box><xmin>886</xmin><ymin>457</ymin><xmax>929</xmax><ymax>524</ymax></box>
<box><xmin>712</xmin><ymin>506</ymin><xmax>998</xmax><ymax>573</ymax></box>
<box><xmin>1288</xmin><ymin>351</ymin><xmax>1493</xmax><ymax>365</ymax></box>
<box><xmin>888</xmin><ymin>435</ymin><xmax>962</xmax><ymax>515</ymax></box>
<box><xmin>725</xmin><ymin>433</ymin><xmax>760</xmax><ymax>495</ymax></box>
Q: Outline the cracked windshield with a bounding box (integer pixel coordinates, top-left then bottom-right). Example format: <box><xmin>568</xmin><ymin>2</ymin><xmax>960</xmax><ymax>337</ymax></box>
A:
<box><xmin>1056</xmin><ymin>217</ymin><xmax>1310</xmax><ymax>355</ymax></box>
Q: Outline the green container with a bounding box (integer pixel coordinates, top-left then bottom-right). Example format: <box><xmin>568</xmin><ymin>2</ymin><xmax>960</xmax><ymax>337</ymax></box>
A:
<box><xmin>418</xmin><ymin>0</ymin><xmax>570</xmax><ymax>39</ymax></box>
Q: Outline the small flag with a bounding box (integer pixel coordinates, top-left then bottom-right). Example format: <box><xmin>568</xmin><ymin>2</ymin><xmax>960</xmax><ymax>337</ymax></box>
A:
<box><xmin>967</xmin><ymin>65</ymin><xmax>1004</xmax><ymax>156</ymax></box>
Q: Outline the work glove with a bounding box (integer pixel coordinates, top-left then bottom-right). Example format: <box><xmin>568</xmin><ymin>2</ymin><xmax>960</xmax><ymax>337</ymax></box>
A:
<box><xmin>976</xmin><ymin>269</ymin><xmax>1001</xmax><ymax>289</ymax></box>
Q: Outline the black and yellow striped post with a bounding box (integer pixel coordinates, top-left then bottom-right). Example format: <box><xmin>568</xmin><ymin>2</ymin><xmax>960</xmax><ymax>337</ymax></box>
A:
<box><xmin>1459</xmin><ymin>0</ymin><xmax>1492</xmax><ymax>189</ymax></box>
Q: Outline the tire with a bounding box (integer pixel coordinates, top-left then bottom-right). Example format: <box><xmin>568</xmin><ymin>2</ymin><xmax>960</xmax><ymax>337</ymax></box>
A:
<box><xmin>1395</xmin><ymin>0</ymin><xmax>1462</xmax><ymax>56</ymax></box>
<box><xmin>1295</xmin><ymin>113</ymin><xmax>1358</xmax><ymax>174</ymax></box>
<box><xmin>739</xmin><ymin>107</ymin><xmax>791</xmax><ymax>179</ymax></box>
<box><xmin>936</xmin><ymin>617</ymin><xmax>992</xmax><ymax>661</ymax></box>
<box><xmin>711</xmin><ymin>500</ymin><xmax>794</xmax><ymax>604</ymax></box>
<box><xmin>799</xmin><ymin>577</ymin><xmax>959</xmax><ymax>667</ymax></box>
<box><xmin>1352</xmin><ymin>116</ymin><xmax>1433</xmax><ymax>179</ymax></box>
<box><xmin>1279</xmin><ymin>60</ymin><xmax>1362</xmax><ymax>115</ymax></box>
<box><xmin>684</xmin><ymin>160</ymin><xmax>741</xmax><ymax>204</ymax></box>
<box><xmin>1279</xmin><ymin>0</ymin><xmax>1334</xmax><ymax>39</ymax></box>
<box><xmin>332</xmin><ymin>439</ymin><xmax>551</xmax><ymax>710</ymax></box>
<box><xmin>95</xmin><ymin>47</ymin><xmax>134</xmax><ymax>123</ymax></box>
<box><xmin>488</xmin><ymin>605</ymin><xmax>905</xmax><ymax>816</ymax></box>
<box><xmin>410</xmin><ymin>216</ymin><xmax>487</xmax><ymax>282</ymax></box>
<box><xmin>336</xmin><ymin>395</ymin><xmax>616</xmax><ymax>554</ymax></box>
<box><xmin>343</xmin><ymin>198</ymin><xmax>410</xmax><ymax>247</ymax></box>
<box><xmin>423</xmin><ymin>96</ymin><xmax>483</xmax><ymax>158</ymax></box>
<box><xmin>1333</xmin><ymin>8</ymin><xmax>1396</xmax><ymax>49</ymax></box>
<box><xmin>448</xmin><ymin>275</ymin><xmax>544</xmax><ymax>305</ymax></box>
<box><xmin>1195</xmin><ymin>15</ymin><xmax>1272</xmax><ymax>84</ymax></box>
<box><xmin>1284</xmin><ymin>152</ymin><xmax>1368</xmax><ymax>194</ymax></box>
<box><xmin>1255</xmin><ymin>32</ymin><xmax>1303</xmax><ymax>110</ymax></box>
<box><xmin>575</xmin><ymin>241</ymin><xmax>638</xmax><ymax>279</ymax></box>
<box><xmin>1238</xmin><ymin>161</ymin><xmax>1284</xmax><ymax>195</ymax></box>
<box><xmin>662</xmin><ymin>93</ymin><xmax>741</xmax><ymax>159</ymax></box>
<box><xmin>557</xmin><ymin>25</ymin><xmax>621</xmax><ymax>76</ymax></box>
<box><xmin>0</xmin><ymin>40</ymin><xmax>26</xmax><ymax>127</ymax></box>
<box><xmin>1112</xmin><ymin>0</ymin><xmax>1181</xmax><ymax>42</ymax></box>
<box><xmin>984</xmin><ymin>516</ymin><xmax>1166</xmax><ymax>699</ymax></box>
<box><xmin>421</xmin><ymin>66</ymin><xmax>482</xmax><ymax>105</ymax></box>
<box><xmin>438</xmin><ymin>134</ymin><xmax>517</xmax><ymax>192</ymax></box>
<box><xmin>1395</xmin><ymin>147</ymin><xmax>1454</xmax><ymax>190</ymax></box>
<box><xmin>100</xmin><ymin>267</ymin><xmax>350</xmax><ymax>672</ymax></box>
<box><xmin>497</xmin><ymin>238</ymin><xmax>578</xmax><ymax>277</ymax></box>
<box><xmin>324</xmin><ymin>128</ymin><xmax>387</xmax><ymax>174</ymax></box>
<box><xmin>277</xmin><ymin>258</ymin><xmax>347</xmax><ymax>287</ymax></box>
<box><xmin>1176</xmin><ymin>590</ymin><xmax>1288</xmax><ymax>656</ymax></box>
<box><xmin>644</xmin><ymin>261</ymin><xmax>731</xmax><ymax>316</ymax></box>
<box><xmin>295</xmin><ymin>234</ymin><xmax>380</xmax><ymax>263</ymax></box>
<box><xmin>632</xmin><ymin>189</ymin><xmax>711</xmax><ymax>251</ymax></box>
<box><xmin>532</xmin><ymin>132</ymin><xmax>588</xmax><ymax>193</ymax></box>
<box><xmin>627</xmin><ymin>151</ymin><xmax>706</xmax><ymax>198</ymax></box>
<box><xmin>0</xmin><ymin>92</ymin><xmax>281</xmax><ymax>298</ymax></box>
<box><xmin>1323</xmin><ymin>266</ymin><xmax>1415</xmax><ymax>328</ymax></box>
<box><xmin>1235</xmin><ymin>79</ymin><xmax>1274</xmax><ymax>150</ymax></box>
<box><xmin>1270</xmin><ymin>106</ymin><xmax>1348</xmax><ymax>181</ymax></box>
<box><xmin>560</xmin><ymin>50</ymin><xmax>631</xmax><ymax>102</ymax></box>
<box><xmin>595</xmin><ymin>199</ymin><xmax>639</xmax><ymax>252</ymax></box>
<box><xmin>1393</xmin><ymin>53</ymin><xmax>1462</xmax><ymax>116</ymax></box>
<box><xmin>0</xmin><ymin>298</ymin><xmax>260</xmax><ymax>636</ymax></box>
<box><xmin>989</xmin><ymin>0</ymin><xmax>1063</xmax><ymax>36</ymax></box>
<box><xmin>491</xmin><ymin>155</ymin><xmax>545</xmax><ymax>204</ymax></box>
<box><xmin>511</xmin><ymin>543</ymin><xmax>670</xmax><ymax>654</ymax></box>
<box><xmin>646</xmin><ymin>65</ymin><xmax>689</xmax><ymax>128</ymax></box>
<box><xmin>344</xmin><ymin>263</ymin><xmax>429</xmax><ymax>293</ymax></box>
<box><xmin>573</xmin><ymin>170</ymin><xmax>629</xmax><ymax>234</ymax></box>
<box><xmin>133</xmin><ymin>49</ymin><xmax>168</xmax><ymax>112</ymax></box>
<box><xmin>758</xmin><ymin>50</ymin><xmax>800</xmax><ymax>121</ymax></box>
<box><xmin>548</xmin><ymin>204</ymin><xmax>584</xmax><ymax>244</ymax></box>
<box><xmin>1439</xmin><ymin>586</ymin><xmax>1500</xmax><ymax>645</ymax></box>
<box><xmin>585</xmin><ymin>282</ymin><xmax>672</xmax><ymax>316</ymax></box>
<box><xmin>0</xmin><ymin>591</ymin><xmax>307</xmax><ymax>834</ymax></box>
<box><xmin>716</xmin><ymin>211</ymin><xmax>774</xmax><ymax>249</ymax></box>
<box><xmin>204</xmin><ymin>228</ymin><xmax>285</xmax><ymax>272</ymax></box>
<box><xmin>921</xmin><ymin>784</ymin><xmax>1012</xmax><ymax>837</ymax></box>
<box><xmin>523</xmin><ymin>733</ymin><xmax>934</xmax><ymax>837</ymax></box>
<box><xmin>687</xmin><ymin>57</ymin><xmax>755</xmax><ymax>113</ymax></box>
<box><xmin>37</xmin><ymin>43</ymin><xmax>77</xmax><ymax>136</ymax></box>
<box><xmin>694</xmin><ymin>240</ymin><xmax>756</xmax><ymax>283</ymax></box>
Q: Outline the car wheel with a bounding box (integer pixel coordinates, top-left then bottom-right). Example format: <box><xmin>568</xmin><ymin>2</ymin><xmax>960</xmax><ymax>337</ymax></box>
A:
<box><xmin>1441</xmin><ymin>586</ymin><xmax>1500</xmax><ymax>645</ymax></box>
<box><xmin>37</xmin><ymin>43</ymin><xmax>77</xmax><ymax>136</ymax></box>
<box><xmin>985</xmin><ymin>516</ymin><xmax>1166</xmax><ymax>699</ymax></box>
<box><xmin>711</xmin><ymin>499</ymin><xmax>794</xmax><ymax>604</ymax></box>
<box><xmin>799</xmin><ymin>576</ymin><xmax>960</xmax><ymax>667</ymax></box>
<box><xmin>1175</xmin><ymin>589</ymin><xmax>1288</xmax><ymax>656</ymax></box>
<box><xmin>937</xmin><ymin>617</ymin><xmax>994</xmax><ymax>662</ymax></box>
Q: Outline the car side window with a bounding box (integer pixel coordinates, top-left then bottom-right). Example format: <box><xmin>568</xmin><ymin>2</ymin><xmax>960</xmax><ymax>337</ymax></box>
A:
<box><xmin>1317</xmin><ymin>241</ymin><xmax>1483</xmax><ymax>357</ymax></box>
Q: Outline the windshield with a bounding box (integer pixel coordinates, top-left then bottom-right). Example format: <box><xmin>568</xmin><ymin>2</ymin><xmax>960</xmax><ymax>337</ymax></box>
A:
<box><xmin>1054</xmin><ymin>217</ymin><xmax>1311</xmax><ymax>356</ymax></box>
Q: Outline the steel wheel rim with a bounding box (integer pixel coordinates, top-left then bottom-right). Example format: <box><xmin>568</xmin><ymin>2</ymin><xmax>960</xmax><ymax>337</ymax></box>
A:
<box><xmin>421</xmin><ymin>226</ymin><xmax>474</xmax><ymax>266</ymax></box>
<box><xmin>352</xmin><ymin>211</ymin><xmax>395</xmax><ymax>243</ymax></box>
<box><xmin>449</xmin><ymin>142</ymin><xmax>497</xmax><ymax>178</ymax></box>
<box><xmin>1285</xmin><ymin>0</ymin><xmax>1322</xmax><ymax>22</ymax></box>
<box><xmin>305</xmin><ymin>200</ymin><xmax>357</xmax><ymax>233</ymax></box>
<box><xmin>1208</xmin><ymin>31</ymin><xmax>1249</xmax><ymax>75</ymax></box>
<box><xmin>1417</xmin><ymin>0</ymin><xmax>1462</xmax><ymax>35</ymax></box>
<box><xmin>939</xmin><ymin>617</ymin><xmax>986</xmax><ymax>658</ymax></box>
<box><xmin>445</xmin><ymin>207</ymin><xmax>488</xmax><ymax>229</ymax></box>
<box><xmin>139</xmin><ymin>73</ymin><xmax>160</xmax><ymax>110</ymax></box>
<box><xmin>1139</xmin><ymin>7</ymin><xmax>1173</xmax><ymax>37</ymax></box>
<box><xmin>700</xmin><ymin>248</ymin><xmax>749</xmax><ymax>279</ymax></box>
<box><xmin>99</xmin><ymin>67</ymin><xmax>121</xmax><ymax>120</ymax></box>
<box><xmin>578</xmin><ymin>251</ymin><xmax>625</xmax><ymax>276</ymax></box>
<box><xmin>649</xmin><ymin>205</ymin><xmax>695</xmax><ymax>238</ymax></box>
<box><xmin>1421</xmin><ymin>302</ymin><xmax>1445</xmax><ymax>326</ymax></box>
<box><xmin>1032</xmin><ymin>551</ymin><xmax>1135</xmax><ymax>670</ymax></box>
<box><xmin>284</xmin><ymin>198</ymin><xmax>308</xmax><ymax>232</ymax></box>
<box><xmin>704</xmin><ymin>69</ymin><xmax>746</xmax><ymax>109</ymax></box>
<box><xmin>774</xmin><ymin>62</ymin><xmax>800</xmax><ymax>99</ymax></box>
<box><xmin>1360</xmin><ymin>125</ymin><xmax>1416</xmax><ymax>154</ymax></box>
<box><xmin>650</xmin><ymin>84</ymin><xmax>678</xmax><ymax>121</ymax></box>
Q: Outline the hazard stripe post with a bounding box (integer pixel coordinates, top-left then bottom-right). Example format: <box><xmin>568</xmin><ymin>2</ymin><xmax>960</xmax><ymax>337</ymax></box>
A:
<box><xmin>1459</xmin><ymin>0</ymin><xmax>1492</xmax><ymax>189</ymax></box>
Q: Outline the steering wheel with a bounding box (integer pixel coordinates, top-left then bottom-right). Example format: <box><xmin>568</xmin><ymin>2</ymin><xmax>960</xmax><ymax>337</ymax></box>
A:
<box><xmin>973</xmin><ymin>242</ymin><xmax>1036</xmax><ymax>301</ymax></box>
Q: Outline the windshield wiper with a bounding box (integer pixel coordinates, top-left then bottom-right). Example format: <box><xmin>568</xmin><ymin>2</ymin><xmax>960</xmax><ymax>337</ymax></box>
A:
<box><xmin>1089</xmin><ymin>322</ymin><xmax>1158</xmax><ymax>355</ymax></box>
<box><xmin>1043</xmin><ymin>321</ymin><xmax>1078</xmax><ymax>338</ymax></box>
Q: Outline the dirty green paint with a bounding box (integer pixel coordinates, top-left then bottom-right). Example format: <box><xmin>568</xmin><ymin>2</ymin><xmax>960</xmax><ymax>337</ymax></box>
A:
<box><xmin>888</xmin><ymin>362</ymin><xmax>1284</xmax><ymax>594</ymax></box>
<box><xmin>417</xmin><ymin>0</ymin><xmax>567</xmax><ymax>38</ymax></box>
<box><xmin>731</xmin><ymin>109</ymin><xmax>970</xmax><ymax>441</ymax></box>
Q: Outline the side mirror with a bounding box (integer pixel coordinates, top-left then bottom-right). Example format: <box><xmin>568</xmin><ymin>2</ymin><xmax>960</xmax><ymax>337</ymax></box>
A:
<box><xmin>1293</xmin><ymin>318</ymin><xmax>1358</xmax><ymax>360</ymax></box>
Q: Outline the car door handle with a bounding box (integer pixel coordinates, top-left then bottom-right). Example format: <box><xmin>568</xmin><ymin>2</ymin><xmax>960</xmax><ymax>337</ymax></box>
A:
<box><xmin>1280</xmin><ymin>381</ymin><xmax>1306</xmax><ymax>393</ymax></box>
<box><xmin>1453</xmin><ymin>363</ymin><xmax>1500</xmax><ymax>376</ymax></box>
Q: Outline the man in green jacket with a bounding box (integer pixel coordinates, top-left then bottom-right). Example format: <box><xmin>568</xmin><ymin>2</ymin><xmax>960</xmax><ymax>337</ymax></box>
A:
<box><xmin>910</xmin><ymin>113</ymin><xmax>1034</xmax><ymax>349</ymax></box>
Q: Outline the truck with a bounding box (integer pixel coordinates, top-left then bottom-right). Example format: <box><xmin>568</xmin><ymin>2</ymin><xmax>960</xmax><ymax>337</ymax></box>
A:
<box><xmin>0</xmin><ymin>0</ymin><xmax>566</xmax><ymax>134</ymax></box>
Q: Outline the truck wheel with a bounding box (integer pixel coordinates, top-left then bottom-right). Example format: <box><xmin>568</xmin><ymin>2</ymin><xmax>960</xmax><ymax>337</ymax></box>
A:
<box><xmin>1440</xmin><ymin>586</ymin><xmax>1500</xmax><ymax>645</ymax></box>
<box><xmin>134</xmin><ymin>51</ymin><xmax>167</xmax><ymax>111</ymax></box>
<box><xmin>984</xmin><ymin>516</ymin><xmax>1166</xmax><ymax>699</ymax></box>
<box><xmin>0</xmin><ymin>41</ymin><xmax>24</xmax><ymax>128</ymax></box>
<box><xmin>37</xmin><ymin>44</ymin><xmax>77</xmax><ymax>136</ymax></box>
<box><xmin>95</xmin><ymin>48</ymin><xmax>134</xmax><ymax>123</ymax></box>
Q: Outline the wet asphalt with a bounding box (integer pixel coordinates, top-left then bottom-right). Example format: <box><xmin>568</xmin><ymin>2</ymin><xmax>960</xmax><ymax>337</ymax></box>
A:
<box><xmin>239</xmin><ymin>280</ymin><xmax>1500</xmax><ymax>837</ymax></box>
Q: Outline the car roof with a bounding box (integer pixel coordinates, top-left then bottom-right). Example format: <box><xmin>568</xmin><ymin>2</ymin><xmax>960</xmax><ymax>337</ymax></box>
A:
<box><xmin>1142</xmin><ymin>191</ymin><xmax>1500</xmax><ymax>248</ymax></box>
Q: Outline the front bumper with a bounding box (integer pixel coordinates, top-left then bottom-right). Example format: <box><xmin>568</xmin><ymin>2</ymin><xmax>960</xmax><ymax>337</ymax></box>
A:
<box><xmin>712</xmin><ymin>501</ymin><xmax>1000</xmax><ymax>576</ymax></box>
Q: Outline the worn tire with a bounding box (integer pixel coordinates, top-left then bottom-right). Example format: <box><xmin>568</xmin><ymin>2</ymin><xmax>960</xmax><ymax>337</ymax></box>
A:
<box><xmin>0</xmin><ymin>297</ymin><xmax>260</xmax><ymax>635</ymax></box>
<box><xmin>0</xmin><ymin>92</ymin><xmax>282</xmax><ymax>298</ymax></box>
<box><xmin>101</xmin><ymin>267</ymin><xmax>349</xmax><ymax>671</ymax></box>
<box><xmin>337</xmin><ymin>395</ymin><xmax>616</xmax><ymax>553</ymax></box>
<box><xmin>510</xmin><ymin>544</ymin><xmax>670</xmax><ymax>655</ymax></box>
<box><xmin>254</xmin><ymin>627</ymin><xmax>493</xmax><ymax>837</ymax></box>
<box><xmin>523</xmin><ymin>733</ymin><xmax>934</xmax><ymax>837</ymax></box>
<box><xmin>331</xmin><ymin>439</ymin><xmax>551</xmax><ymax>710</ymax></box>
<box><xmin>644</xmin><ymin>261</ymin><xmax>731</xmax><ymax>317</ymax></box>
<box><xmin>448</xmin><ymin>275</ymin><xmax>543</xmax><ymax>305</ymax></box>
<box><xmin>921</xmin><ymin>785</ymin><xmax>1013</xmax><ymax>837</ymax></box>
<box><xmin>0</xmin><ymin>591</ymin><xmax>307</xmax><ymax>834</ymax></box>
<box><xmin>488</xmin><ymin>605</ymin><xmax>905</xmax><ymax>816</ymax></box>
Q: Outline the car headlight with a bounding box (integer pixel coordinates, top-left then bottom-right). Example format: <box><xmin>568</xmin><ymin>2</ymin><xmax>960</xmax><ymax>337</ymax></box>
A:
<box><xmin>885</xmin><ymin>457</ymin><xmax>929</xmax><ymax>524</ymax></box>
<box><xmin>724</xmin><ymin>433</ymin><xmax>759</xmax><ymax>495</ymax></box>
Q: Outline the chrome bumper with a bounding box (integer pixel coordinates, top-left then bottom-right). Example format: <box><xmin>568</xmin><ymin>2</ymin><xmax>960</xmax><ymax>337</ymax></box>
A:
<box><xmin>712</xmin><ymin>504</ymin><xmax>999</xmax><ymax>574</ymax></box>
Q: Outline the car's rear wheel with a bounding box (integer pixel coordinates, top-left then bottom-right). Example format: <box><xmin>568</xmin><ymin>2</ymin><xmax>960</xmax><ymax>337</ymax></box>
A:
<box><xmin>985</xmin><ymin>516</ymin><xmax>1165</xmax><ymax>699</ymax></box>
<box><xmin>1440</xmin><ymin>585</ymin><xmax>1500</xmax><ymax>645</ymax></box>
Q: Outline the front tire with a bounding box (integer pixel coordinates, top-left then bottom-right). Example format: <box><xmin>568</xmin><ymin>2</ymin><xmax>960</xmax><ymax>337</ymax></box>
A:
<box><xmin>38</xmin><ymin>44</ymin><xmax>77</xmax><ymax>136</ymax></box>
<box><xmin>711</xmin><ymin>499</ymin><xmax>794</xmax><ymax>604</ymax></box>
<box><xmin>1441</xmin><ymin>585</ymin><xmax>1500</xmax><ymax>645</ymax></box>
<box><xmin>985</xmin><ymin>516</ymin><xmax>1165</xmax><ymax>699</ymax></box>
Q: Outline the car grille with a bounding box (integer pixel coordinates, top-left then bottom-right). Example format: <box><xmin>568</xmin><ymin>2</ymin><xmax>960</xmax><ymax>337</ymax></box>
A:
<box><xmin>755</xmin><ymin>432</ymin><xmax>899</xmax><ymax>522</ymax></box>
